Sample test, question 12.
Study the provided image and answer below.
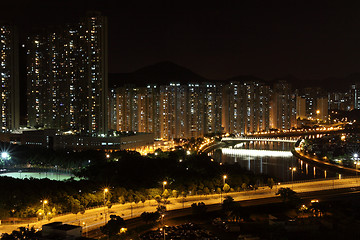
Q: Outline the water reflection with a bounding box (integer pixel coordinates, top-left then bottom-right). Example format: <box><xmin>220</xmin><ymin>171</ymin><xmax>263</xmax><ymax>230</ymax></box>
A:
<box><xmin>211</xmin><ymin>141</ymin><xmax>339</xmax><ymax>182</ymax></box>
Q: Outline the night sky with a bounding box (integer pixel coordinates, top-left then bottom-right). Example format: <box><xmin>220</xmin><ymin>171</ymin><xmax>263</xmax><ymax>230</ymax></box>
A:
<box><xmin>2</xmin><ymin>1</ymin><xmax>360</xmax><ymax>80</ymax></box>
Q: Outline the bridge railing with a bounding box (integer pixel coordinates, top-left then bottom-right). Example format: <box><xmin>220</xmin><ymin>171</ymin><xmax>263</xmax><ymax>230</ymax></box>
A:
<box><xmin>221</xmin><ymin>137</ymin><xmax>297</xmax><ymax>143</ymax></box>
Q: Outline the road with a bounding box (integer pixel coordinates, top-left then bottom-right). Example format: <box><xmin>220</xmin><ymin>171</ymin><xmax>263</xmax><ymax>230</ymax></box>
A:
<box><xmin>1</xmin><ymin>177</ymin><xmax>360</xmax><ymax>236</ymax></box>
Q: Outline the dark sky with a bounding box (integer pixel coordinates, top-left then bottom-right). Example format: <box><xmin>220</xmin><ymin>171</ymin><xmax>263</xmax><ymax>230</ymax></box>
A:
<box><xmin>2</xmin><ymin>1</ymin><xmax>360</xmax><ymax>80</ymax></box>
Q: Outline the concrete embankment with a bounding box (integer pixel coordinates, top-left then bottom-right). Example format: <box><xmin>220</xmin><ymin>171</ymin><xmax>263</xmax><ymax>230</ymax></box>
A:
<box><xmin>292</xmin><ymin>148</ymin><xmax>360</xmax><ymax>175</ymax></box>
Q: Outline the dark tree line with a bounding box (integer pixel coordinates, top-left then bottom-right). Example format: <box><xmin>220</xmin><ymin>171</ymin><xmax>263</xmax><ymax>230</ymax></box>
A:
<box><xmin>0</xmin><ymin>149</ymin><xmax>272</xmax><ymax>220</ymax></box>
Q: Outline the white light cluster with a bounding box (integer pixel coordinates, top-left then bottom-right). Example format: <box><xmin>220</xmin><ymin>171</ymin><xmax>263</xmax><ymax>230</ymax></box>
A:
<box><xmin>221</xmin><ymin>148</ymin><xmax>293</xmax><ymax>157</ymax></box>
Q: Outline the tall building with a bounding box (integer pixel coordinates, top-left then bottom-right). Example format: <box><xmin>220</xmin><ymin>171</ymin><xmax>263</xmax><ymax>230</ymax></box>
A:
<box><xmin>316</xmin><ymin>97</ymin><xmax>328</xmax><ymax>121</ymax></box>
<box><xmin>296</xmin><ymin>87</ymin><xmax>328</xmax><ymax>121</ymax></box>
<box><xmin>108</xmin><ymin>88</ymin><xmax>117</xmax><ymax>131</ymax></box>
<box><xmin>187</xmin><ymin>83</ymin><xmax>204</xmax><ymax>138</ymax></box>
<box><xmin>203</xmin><ymin>83</ymin><xmax>222</xmax><ymax>135</ymax></box>
<box><xmin>110</xmin><ymin>84</ymin><xmax>162</xmax><ymax>138</ymax></box>
<box><xmin>351</xmin><ymin>83</ymin><xmax>360</xmax><ymax>110</ymax></box>
<box><xmin>115</xmin><ymin>85</ymin><xmax>139</xmax><ymax>132</ymax></box>
<box><xmin>0</xmin><ymin>22</ymin><xmax>19</xmax><ymax>132</ymax></box>
<box><xmin>27</xmin><ymin>12</ymin><xmax>108</xmax><ymax>136</ymax></box>
<box><xmin>271</xmin><ymin>81</ymin><xmax>296</xmax><ymax>130</ymax></box>
<box><xmin>296</xmin><ymin>96</ymin><xmax>307</xmax><ymax>119</ymax></box>
<box><xmin>328</xmin><ymin>91</ymin><xmax>351</xmax><ymax>111</ymax></box>
<box><xmin>144</xmin><ymin>84</ymin><xmax>161</xmax><ymax>138</ymax></box>
<box><xmin>223</xmin><ymin>81</ymin><xmax>270</xmax><ymax>135</ymax></box>
<box><xmin>159</xmin><ymin>83</ymin><xmax>187</xmax><ymax>139</ymax></box>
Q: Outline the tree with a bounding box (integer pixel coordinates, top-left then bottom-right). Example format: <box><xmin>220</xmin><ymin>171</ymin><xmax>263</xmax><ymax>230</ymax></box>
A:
<box><xmin>267</xmin><ymin>178</ymin><xmax>275</xmax><ymax>189</ymax></box>
<box><xmin>118</xmin><ymin>196</ymin><xmax>126</xmax><ymax>205</ymax></box>
<box><xmin>276</xmin><ymin>187</ymin><xmax>296</xmax><ymax>202</ymax></box>
<box><xmin>223</xmin><ymin>183</ymin><xmax>230</xmax><ymax>193</ymax></box>
<box><xmin>140</xmin><ymin>211</ymin><xmax>160</xmax><ymax>224</ymax></box>
<box><xmin>172</xmin><ymin>190</ymin><xmax>178</xmax><ymax>198</ymax></box>
<box><xmin>222</xmin><ymin>196</ymin><xmax>236</xmax><ymax>212</ymax></box>
<box><xmin>100</xmin><ymin>215</ymin><xmax>126</xmax><ymax>238</ymax></box>
<box><xmin>276</xmin><ymin>187</ymin><xmax>300</xmax><ymax>207</ymax></box>
<box><xmin>1</xmin><ymin>227</ymin><xmax>40</xmax><ymax>240</ymax></box>
<box><xmin>203</xmin><ymin>187</ymin><xmax>210</xmax><ymax>195</ymax></box>
<box><xmin>156</xmin><ymin>205</ymin><xmax>166</xmax><ymax>214</ymax></box>
<box><xmin>241</xmin><ymin>183</ymin><xmax>247</xmax><ymax>191</ymax></box>
<box><xmin>191</xmin><ymin>202</ymin><xmax>207</xmax><ymax>215</ymax></box>
<box><xmin>162</xmin><ymin>189</ymin><xmax>170</xmax><ymax>199</ymax></box>
<box><xmin>154</xmin><ymin>195</ymin><xmax>162</xmax><ymax>206</ymax></box>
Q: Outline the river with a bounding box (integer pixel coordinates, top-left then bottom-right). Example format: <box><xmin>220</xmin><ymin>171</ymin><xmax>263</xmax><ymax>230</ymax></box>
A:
<box><xmin>210</xmin><ymin>141</ymin><xmax>342</xmax><ymax>182</ymax></box>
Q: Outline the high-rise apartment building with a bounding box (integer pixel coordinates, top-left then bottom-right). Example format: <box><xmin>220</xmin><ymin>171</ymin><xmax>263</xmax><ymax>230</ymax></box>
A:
<box><xmin>223</xmin><ymin>81</ymin><xmax>270</xmax><ymax>135</ymax></box>
<box><xmin>145</xmin><ymin>84</ymin><xmax>161</xmax><ymax>138</ymax></box>
<box><xmin>110</xmin><ymin>82</ymin><xmax>222</xmax><ymax>140</ymax></box>
<box><xmin>271</xmin><ymin>81</ymin><xmax>296</xmax><ymax>130</ymax></box>
<box><xmin>203</xmin><ymin>83</ymin><xmax>222</xmax><ymax>135</ymax></box>
<box><xmin>111</xmin><ymin>84</ymin><xmax>162</xmax><ymax>138</ymax></box>
<box><xmin>115</xmin><ymin>85</ymin><xmax>139</xmax><ymax>132</ymax></box>
<box><xmin>296</xmin><ymin>96</ymin><xmax>307</xmax><ymax>119</ymax></box>
<box><xmin>0</xmin><ymin>22</ymin><xmax>19</xmax><ymax>132</ymax></box>
<box><xmin>316</xmin><ymin>97</ymin><xmax>328</xmax><ymax>121</ymax></box>
<box><xmin>187</xmin><ymin>83</ymin><xmax>204</xmax><ymax>138</ymax></box>
<box><xmin>159</xmin><ymin>83</ymin><xmax>187</xmax><ymax>139</ymax></box>
<box><xmin>27</xmin><ymin>12</ymin><xmax>108</xmax><ymax>136</ymax></box>
<box><xmin>296</xmin><ymin>87</ymin><xmax>328</xmax><ymax>121</ymax></box>
<box><xmin>351</xmin><ymin>83</ymin><xmax>360</xmax><ymax>110</ymax></box>
<box><xmin>328</xmin><ymin>91</ymin><xmax>351</xmax><ymax>111</ymax></box>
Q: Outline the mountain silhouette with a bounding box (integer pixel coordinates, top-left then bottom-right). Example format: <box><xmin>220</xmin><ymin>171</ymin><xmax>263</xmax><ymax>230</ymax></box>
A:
<box><xmin>109</xmin><ymin>61</ymin><xmax>359</xmax><ymax>92</ymax></box>
<box><xmin>109</xmin><ymin>61</ymin><xmax>209</xmax><ymax>88</ymax></box>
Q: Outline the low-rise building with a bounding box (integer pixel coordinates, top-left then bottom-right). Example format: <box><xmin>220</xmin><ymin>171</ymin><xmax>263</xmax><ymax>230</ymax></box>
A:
<box><xmin>0</xmin><ymin>129</ymin><xmax>154</xmax><ymax>151</ymax></box>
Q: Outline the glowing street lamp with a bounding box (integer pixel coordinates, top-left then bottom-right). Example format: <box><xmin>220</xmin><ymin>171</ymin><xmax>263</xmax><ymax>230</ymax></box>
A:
<box><xmin>289</xmin><ymin>167</ymin><xmax>296</xmax><ymax>189</ymax></box>
<box><xmin>223</xmin><ymin>175</ymin><xmax>227</xmax><ymax>186</ymax></box>
<box><xmin>103</xmin><ymin>188</ymin><xmax>109</xmax><ymax>224</ymax></box>
<box><xmin>41</xmin><ymin>199</ymin><xmax>48</xmax><ymax>220</ymax></box>
<box><xmin>162</xmin><ymin>181</ymin><xmax>167</xmax><ymax>192</ymax></box>
<box><xmin>1</xmin><ymin>152</ymin><xmax>10</xmax><ymax>161</ymax></box>
<box><xmin>354</xmin><ymin>154</ymin><xmax>360</xmax><ymax>180</ymax></box>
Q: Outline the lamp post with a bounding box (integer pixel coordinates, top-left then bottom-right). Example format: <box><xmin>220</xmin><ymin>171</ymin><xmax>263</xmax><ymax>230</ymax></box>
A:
<box><xmin>103</xmin><ymin>188</ymin><xmax>108</xmax><ymax>224</ymax></box>
<box><xmin>42</xmin><ymin>200</ymin><xmax>48</xmax><ymax>220</ymax></box>
<box><xmin>220</xmin><ymin>175</ymin><xmax>227</xmax><ymax>204</ymax></box>
<box><xmin>162</xmin><ymin>181</ymin><xmax>167</xmax><ymax>192</ymax></box>
<box><xmin>354</xmin><ymin>154</ymin><xmax>359</xmax><ymax>180</ymax></box>
<box><xmin>289</xmin><ymin>167</ymin><xmax>296</xmax><ymax>189</ymax></box>
<box><xmin>82</xmin><ymin>221</ymin><xmax>87</xmax><ymax>238</ymax></box>
<box><xmin>316</xmin><ymin>110</ymin><xmax>320</xmax><ymax>122</ymax></box>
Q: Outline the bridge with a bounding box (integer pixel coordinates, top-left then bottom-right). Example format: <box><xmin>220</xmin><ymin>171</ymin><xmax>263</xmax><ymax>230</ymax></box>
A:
<box><xmin>221</xmin><ymin>137</ymin><xmax>298</xmax><ymax>143</ymax></box>
<box><xmin>221</xmin><ymin>147</ymin><xmax>294</xmax><ymax>157</ymax></box>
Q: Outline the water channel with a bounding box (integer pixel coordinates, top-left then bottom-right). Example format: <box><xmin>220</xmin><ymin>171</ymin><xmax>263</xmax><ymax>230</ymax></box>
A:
<box><xmin>210</xmin><ymin>141</ymin><xmax>343</xmax><ymax>182</ymax></box>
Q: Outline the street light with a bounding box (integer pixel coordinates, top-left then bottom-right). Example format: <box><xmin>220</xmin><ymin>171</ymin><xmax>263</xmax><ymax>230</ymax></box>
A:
<box><xmin>1</xmin><ymin>152</ymin><xmax>9</xmax><ymax>160</ymax></box>
<box><xmin>162</xmin><ymin>181</ymin><xmax>167</xmax><ymax>192</ymax></box>
<box><xmin>223</xmin><ymin>175</ymin><xmax>227</xmax><ymax>186</ymax></box>
<box><xmin>82</xmin><ymin>221</ymin><xmax>88</xmax><ymax>238</ymax></box>
<box><xmin>103</xmin><ymin>188</ymin><xmax>109</xmax><ymax>224</ymax></box>
<box><xmin>42</xmin><ymin>199</ymin><xmax>48</xmax><ymax>220</ymax></box>
<box><xmin>289</xmin><ymin>167</ymin><xmax>296</xmax><ymax>189</ymax></box>
<box><xmin>220</xmin><ymin>175</ymin><xmax>227</xmax><ymax>204</ymax></box>
<box><xmin>354</xmin><ymin>154</ymin><xmax>359</xmax><ymax>179</ymax></box>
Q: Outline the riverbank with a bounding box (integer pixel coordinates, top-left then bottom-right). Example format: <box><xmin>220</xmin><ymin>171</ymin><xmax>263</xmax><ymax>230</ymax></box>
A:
<box><xmin>292</xmin><ymin>148</ymin><xmax>360</xmax><ymax>175</ymax></box>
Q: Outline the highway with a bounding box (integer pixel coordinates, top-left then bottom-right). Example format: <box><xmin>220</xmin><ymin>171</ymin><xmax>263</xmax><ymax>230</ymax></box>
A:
<box><xmin>2</xmin><ymin>176</ymin><xmax>360</xmax><ymax>236</ymax></box>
